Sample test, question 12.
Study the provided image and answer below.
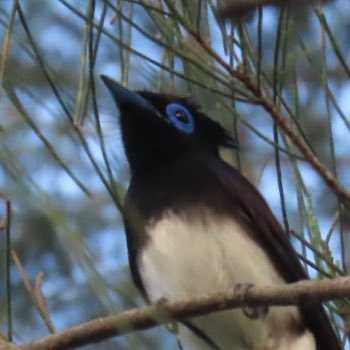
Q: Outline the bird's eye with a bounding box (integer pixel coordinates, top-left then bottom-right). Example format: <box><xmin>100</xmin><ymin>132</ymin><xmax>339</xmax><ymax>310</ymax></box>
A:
<box><xmin>165</xmin><ymin>103</ymin><xmax>195</xmax><ymax>134</ymax></box>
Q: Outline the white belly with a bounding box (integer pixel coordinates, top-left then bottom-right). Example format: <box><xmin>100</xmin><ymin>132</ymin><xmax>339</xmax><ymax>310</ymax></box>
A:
<box><xmin>139</xmin><ymin>210</ymin><xmax>315</xmax><ymax>350</ymax></box>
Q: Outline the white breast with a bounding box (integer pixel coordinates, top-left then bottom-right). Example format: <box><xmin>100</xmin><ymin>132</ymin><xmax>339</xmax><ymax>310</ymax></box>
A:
<box><xmin>139</xmin><ymin>210</ymin><xmax>315</xmax><ymax>350</ymax></box>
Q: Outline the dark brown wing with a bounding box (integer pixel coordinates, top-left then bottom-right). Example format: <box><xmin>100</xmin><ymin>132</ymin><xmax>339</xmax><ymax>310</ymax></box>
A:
<box><xmin>208</xmin><ymin>157</ymin><xmax>341</xmax><ymax>350</ymax></box>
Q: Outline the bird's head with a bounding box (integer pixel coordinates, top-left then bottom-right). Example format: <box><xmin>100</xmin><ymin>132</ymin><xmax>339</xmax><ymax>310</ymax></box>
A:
<box><xmin>101</xmin><ymin>75</ymin><xmax>236</xmax><ymax>176</ymax></box>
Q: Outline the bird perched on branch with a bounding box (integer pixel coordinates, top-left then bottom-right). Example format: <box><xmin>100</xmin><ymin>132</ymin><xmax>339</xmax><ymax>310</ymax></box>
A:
<box><xmin>101</xmin><ymin>75</ymin><xmax>341</xmax><ymax>350</ymax></box>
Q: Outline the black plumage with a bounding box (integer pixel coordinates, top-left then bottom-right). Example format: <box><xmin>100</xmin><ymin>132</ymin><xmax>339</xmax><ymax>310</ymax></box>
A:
<box><xmin>101</xmin><ymin>75</ymin><xmax>341</xmax><ymax>350</ymax></box>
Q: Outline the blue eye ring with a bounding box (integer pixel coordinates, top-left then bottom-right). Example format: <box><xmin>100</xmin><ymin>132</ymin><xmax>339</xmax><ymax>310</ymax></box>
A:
<box><xmin>166</xmin><ymin>103</ymin><xmax>195</xmax><ymax>134</ymax></box>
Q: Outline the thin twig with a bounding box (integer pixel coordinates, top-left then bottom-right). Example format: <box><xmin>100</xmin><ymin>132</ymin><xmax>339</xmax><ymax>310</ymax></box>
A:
<box><xmin>181</xmin><ymin>25</ymin><xmax>350</xmax><ymax>206</ymax></box>
<box><xmin>11</xmin><ymin>251</ymin><xmax>56</xmax><ymax>334</ymax></box>
<box><xmin>0</xmin><ymin>193</ymin><xmax>12</xmax><ymax>341</ymax></box>
<box><xmin>34</xmin><ymin>273</ymin><xmax>57</xmax><ymax>334</ymax></box>
<box><xmin>5</xmin><ymin>199</ymin><xmax>12</xmax><ymax>341</ymax></box>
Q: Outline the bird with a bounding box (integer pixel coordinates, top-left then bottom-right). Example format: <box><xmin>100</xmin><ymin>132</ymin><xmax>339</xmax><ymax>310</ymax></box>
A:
<box><xmin>101</xmin><ymin>75</ymin><xmax>341</xmax><ymax>350</ymax></box>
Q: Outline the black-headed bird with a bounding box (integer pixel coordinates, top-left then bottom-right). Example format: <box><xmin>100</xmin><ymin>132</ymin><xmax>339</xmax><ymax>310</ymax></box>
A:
<box><xmin>101</xmin><ymin>75</ymin><xmax>341</xmax><ymax>350</ymax></box>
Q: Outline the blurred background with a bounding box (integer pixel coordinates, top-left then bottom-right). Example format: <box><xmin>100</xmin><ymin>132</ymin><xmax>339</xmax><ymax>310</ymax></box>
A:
<box><xmin>0</xmin><ymin>0</ymin><xmax>350</xmax><ymax>348</ymax></box>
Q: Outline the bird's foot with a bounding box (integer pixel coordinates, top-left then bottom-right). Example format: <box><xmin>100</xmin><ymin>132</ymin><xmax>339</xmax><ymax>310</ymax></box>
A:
<box><xmin>155</xmin><ymin>298</ymin><xmax>180</xmax><ymax>337</ymax></box>
<box><xmin>152</xmin><ymin>297</ymin><xmax>172</xmax><ymax>323</ymax></box>
<box><xmin>234</xmin><ymin>283</ymin><xmax>269</xmax><ymax>319</ymax></box>
<box><xmin>167</xmin><ymin>321</ymin><xmax>179</xmax><ymax>335</ymax></box>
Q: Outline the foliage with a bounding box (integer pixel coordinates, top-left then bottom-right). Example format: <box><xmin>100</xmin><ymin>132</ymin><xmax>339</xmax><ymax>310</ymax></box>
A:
<box><xmin>0</xmin><ymin>0</ymin><xmax>350</xmax><ymax>348</ymax></box>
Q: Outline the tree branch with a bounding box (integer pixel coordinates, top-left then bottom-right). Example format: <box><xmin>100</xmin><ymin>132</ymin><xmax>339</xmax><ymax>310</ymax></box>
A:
<box><xmin>3</xmin><ymin>276</ymin><xmax>349</xmax><ymax>350</ymax></box>
<box><xmin>184</xmin><ymin>27</ymin><xmax>350</xmax><ymax>206</ymax></box>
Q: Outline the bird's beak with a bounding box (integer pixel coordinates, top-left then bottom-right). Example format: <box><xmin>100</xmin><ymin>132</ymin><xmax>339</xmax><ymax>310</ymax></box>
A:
<box><xmin>100</xmin><ymin>75</ymin><xmax>157</xmax><ymax>114</ymax></box>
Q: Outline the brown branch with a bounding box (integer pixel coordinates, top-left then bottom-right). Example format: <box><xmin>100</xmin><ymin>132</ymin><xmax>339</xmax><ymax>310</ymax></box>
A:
<box><xmin>34</xmin><ymin>273</ymin><xmax>57</xmax><ymax>333</ymax></box>
<box><xmin>11</xmin><ymin>251</ymin><xmax>56</xmax><ymax>334</ymax></box>
<box><xmin>0</xmin><ymin>333</ymin><xmax>8</xmax><ymax>342</ymax></box>
<box><xmin>185</xmin><ymin>29</ymin><xmax>350</xmax><ymax>205</ymax></box>
<box><xmin>5</xmin><ymin>276</ymin><xmax>350</xmax><ymax>350</ymax></box>
<box><xmin>0</xmin><ymin>343</ymin><xmax>17</xmax><ymax>350</ymax></box>
<box><xmin>217</xmin><ymin>0</ymin><xmax>321</xmax><ymax>20</ymax></box>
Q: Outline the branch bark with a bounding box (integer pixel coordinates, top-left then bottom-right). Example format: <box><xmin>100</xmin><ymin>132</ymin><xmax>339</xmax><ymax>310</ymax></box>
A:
<box><xmin>2</xmin><ymin>276</ymin><xmax>350</xmax><ymax>350</ymax></box>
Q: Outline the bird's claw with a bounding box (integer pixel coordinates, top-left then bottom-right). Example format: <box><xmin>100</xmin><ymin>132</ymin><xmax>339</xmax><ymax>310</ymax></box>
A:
<box><xmin>234</xmin><ymin>283</ymin><xmax>269</xmax><ymax>320</ymax></box>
